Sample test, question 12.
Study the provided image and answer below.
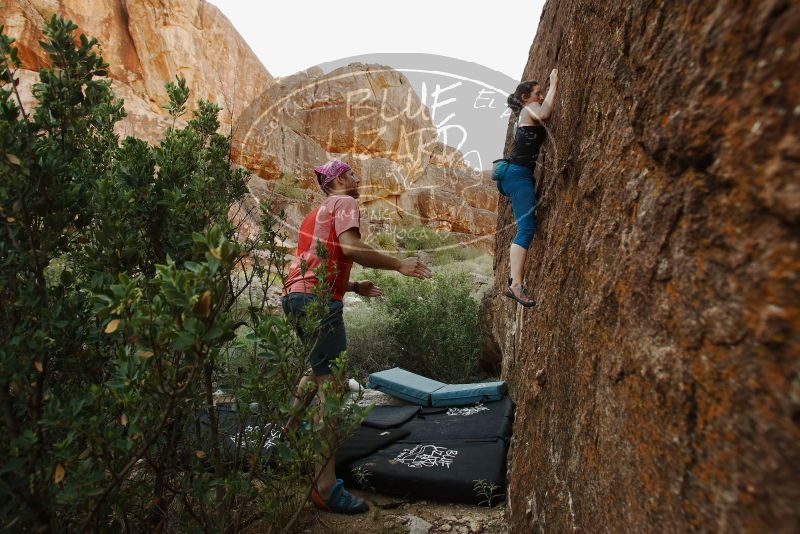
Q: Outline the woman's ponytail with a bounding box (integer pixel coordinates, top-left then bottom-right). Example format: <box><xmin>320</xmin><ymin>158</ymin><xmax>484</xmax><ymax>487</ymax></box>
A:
<box><xmin>507</xmin><ymin>81</ymin><xmax>538</xmax><ymax>114</ymax></box>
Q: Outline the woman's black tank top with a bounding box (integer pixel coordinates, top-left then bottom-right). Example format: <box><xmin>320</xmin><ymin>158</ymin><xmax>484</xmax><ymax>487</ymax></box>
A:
<box><xmin>508</xmin><ymin>119</ymin><xmax>546</xmax><ymax>171</ymax></box>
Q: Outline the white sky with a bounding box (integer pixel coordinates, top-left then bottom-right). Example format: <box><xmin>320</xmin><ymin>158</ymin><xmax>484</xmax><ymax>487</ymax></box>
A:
<box><xmin>208</xmin><ymin>1</ymin><xmax>546</xmax><ymax>80</ymax></box>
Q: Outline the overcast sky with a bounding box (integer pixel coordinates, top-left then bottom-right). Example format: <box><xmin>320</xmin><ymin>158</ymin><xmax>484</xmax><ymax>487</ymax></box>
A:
<box><xmin>208</xmin><ymin>1</ymin><xmax>546</xmax><ymax>80</ymax></box>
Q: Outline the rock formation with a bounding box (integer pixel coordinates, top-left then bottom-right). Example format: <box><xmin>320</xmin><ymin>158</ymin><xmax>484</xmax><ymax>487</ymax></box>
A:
<box><xmin>1</xmin><ymin>0</ymin><xmax>272</xmax><ymax>143</ymax></box>
<box><xmin>1</xmin><ymin>1</ymin><xmax>498</xmax><ymax>250</ymax></box>
<box><xmin>486</xmin><ymin>0</ymin><xmax>799</xmax><ymax>531</ymax></box>
<box><xmin>232</xmin><ymin>62</ymin><xmax>498</xmax><ymax>250</ymax></box>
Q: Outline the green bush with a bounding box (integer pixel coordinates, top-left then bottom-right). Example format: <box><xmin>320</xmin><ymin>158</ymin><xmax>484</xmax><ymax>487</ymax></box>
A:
<box><xmin>271</xmin><ymin>171</ymin><xmax>307</xmax><ymax>200</ymax></box>
<box><xmin>343</xmin><ymin>304</ymin><xmax>402</xmax><ymax>381</ymax></box>
<box><xmin>432</xmin><ymin>242</ymin><xmax>483</xmax><ymax>265</ymax></box>
<box><xmin>368</xmin><ymin>230</ymin><xmax>398</xmax><ymax>251</ymax></box>
<box><xmin>353</xmin><ymin>269</ymin><xmax>481</xmax><ymax>382</ymax></box>
<box><xmin>398</xmin><ymin>226</ymin><xmax>447</xmax><ymax>252</ymax></box>
<box><xmin>0</xmin><ymin>16</ymin><xmax>364</xmax><ymax>531</ymax></box>
<box><xmin>397</xmin><ymin>226</ymin><xmax>482</xmax><ymax>266</ymax></box>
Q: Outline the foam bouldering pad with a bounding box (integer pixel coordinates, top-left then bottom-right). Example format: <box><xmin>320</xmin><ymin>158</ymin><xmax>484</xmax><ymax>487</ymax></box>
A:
<box><xmin>186</xmin><ymin>403</ymin><xmax>281</xmax><ymax>467</ymax></box>
<box><xmin>366</xmin><ymin>368</ymin><xmax>446</xmax><ymax>405</ymax></box>
<box><xmin>397</xmin><ymin>398</ymin><xmax>514</xmax><ymax>443</ymax></box>
<box><xmin>335</xmin><ymin>426</ymin><xmax>410</xmax><ymax>472</ymax></box>
<box><xmin>430</xmin><ymin>381</ymin><xmax>507</xmax><ymax>407</ymax></box>
<box><xmin>362</xmin><ymin>405</ymin><xmax>422</xmax><ymax>429</ymax></box>
<box><xmin>344</xmin><ymin>439</ymin><xmax>507</xmax><ymax>505</ymax></box>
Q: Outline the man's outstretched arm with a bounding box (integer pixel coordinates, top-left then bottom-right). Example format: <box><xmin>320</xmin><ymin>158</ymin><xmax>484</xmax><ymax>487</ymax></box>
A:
<box><xmin>339</xmin><ymin>229</ymin><xmax>431</xmax><ymax>279</ymax></box>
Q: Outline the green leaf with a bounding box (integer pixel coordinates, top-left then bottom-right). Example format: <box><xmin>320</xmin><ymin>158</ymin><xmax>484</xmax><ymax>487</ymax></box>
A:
<box><xmin>172</xmin><ymin>331</ymin><xmax>196</xmax><ymax>351</ymax></box>
<box><xmin>203</xmin><ymin>325</ymin><xmax>224</xmax><ymax>342</ymax></box>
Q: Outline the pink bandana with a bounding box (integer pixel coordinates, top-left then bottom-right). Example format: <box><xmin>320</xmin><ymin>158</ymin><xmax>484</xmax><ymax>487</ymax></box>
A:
<box><xmin>314</xmin><ymin>159</ymin><xmax>351</xmax><ymax>190</ymax></box>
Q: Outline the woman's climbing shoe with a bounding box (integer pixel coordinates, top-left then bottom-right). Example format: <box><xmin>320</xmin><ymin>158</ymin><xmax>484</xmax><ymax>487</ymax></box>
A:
<box><xmin>503</xmin><ymin>278</ymin><xmax>536</xmax><ymax>307</ymax></box>
<box><xmin>311</xmin><ymin>479</ymin><xmax>369</xmax><ymax>514</ymax></box>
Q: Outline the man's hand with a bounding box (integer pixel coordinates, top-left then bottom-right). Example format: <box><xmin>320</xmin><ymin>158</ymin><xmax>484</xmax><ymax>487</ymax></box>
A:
<box><xmin>356</xmin><ymin>280</ymin><xmax>383</xmax><ymax>297</ymax></box>
<box><xmin>549</xmin><ymin>68</ymin><xmax>558</xmax><ymax>84</ymax></box>
<box><xmin>398</xmin><ymin>256</ymin><xmax>432</xmax><ymax>279</ymax></box>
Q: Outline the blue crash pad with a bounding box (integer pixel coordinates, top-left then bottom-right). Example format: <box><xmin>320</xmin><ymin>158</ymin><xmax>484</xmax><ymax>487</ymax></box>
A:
<box><xmin>366</xmin><ymin>368</ymin><xmax>507</xmax><ymax>407</ymax></box>
<box><xmin>430</xmin><ymin>381</ymin><xmax>507</xmax><ymax>407</ymax></box>
<box><xmin>366</xmin><ymin>368</ymin><xmax>446</xmax><ymax>406</ymax></box>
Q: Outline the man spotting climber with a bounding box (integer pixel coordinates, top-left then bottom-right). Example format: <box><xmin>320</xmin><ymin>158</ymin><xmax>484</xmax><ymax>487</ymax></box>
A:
<box><xmin>280</xmin><ymin>158</ymin><xmax>432</xmax><ymax>514</ymax></box>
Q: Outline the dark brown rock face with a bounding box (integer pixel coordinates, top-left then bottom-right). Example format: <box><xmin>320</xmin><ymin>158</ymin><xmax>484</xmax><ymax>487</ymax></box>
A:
<box><xmin>488</xmin><ymin>1</ymin><xmax>799</xmax><ymax>532</ymax></box>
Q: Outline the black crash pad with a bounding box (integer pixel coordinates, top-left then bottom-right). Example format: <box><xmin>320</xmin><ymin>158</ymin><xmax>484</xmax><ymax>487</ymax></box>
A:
<box><xmin>335</xmin><ymin>426</ymin><xmax>410</xmax><ymax>472</ymax></box>
<box><xmin>187</xmin><ymin>403</ymin><xmax>280</xmax><ymax>465</ymax></box>
<box><xmin>344</xmin><ymin>439</ymin><xmax>507</xmax><ymax>505</ymax></box>
<box><xmin>362</xmin><ymin>405</ymin><xmax>422</xmax><ymax>429</ymax></box>
<box><xmin>397</xmin><ymin>398</ymin><xmax>514</xmax><ymax>443</ymax></box>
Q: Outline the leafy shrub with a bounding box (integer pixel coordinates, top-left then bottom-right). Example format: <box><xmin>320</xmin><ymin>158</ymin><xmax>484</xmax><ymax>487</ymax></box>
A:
<box><xmin>353</xmin><ymin>269</ymin><xmax>481</xmax><ymax>382</ymax></box>
<box><xmin>398</xmin><ymin>226</ymin><xmax>447</xmax><ymax>252</ymax></box>
<box><xmin>368</xmin><ymin>230</ymin><xmax>398</xmax><ymax>251</ymax></box>
<box><xmin>0</xmin><ymin>16</ymin><xmax>364</xmax><ymax>531</ymax></box>
<box><xmin>432</xmin><ymin>242</ymin><xmax>483</xmax><ymax>265</ymax></box>
<box><xmin>343</xmin><ymin>303</ymin><xmax>402</xmax><ymax>381</ymax></box>
<box><xmin>397</xmin><ymin>226</ymin><xmax>482</xmax><ymax>266</ymax></box>
<box><xmin>271</xmin><ymin>171</ymin><xmax>307</xmax><ymax>200</ymax></box>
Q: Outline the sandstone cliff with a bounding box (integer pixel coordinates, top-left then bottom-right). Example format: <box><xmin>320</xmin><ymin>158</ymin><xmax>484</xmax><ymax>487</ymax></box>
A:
<box><xmin>1</xmin><ymin>1</ymin><xmax>498</xmax><ymax>249</ymax></box>
<box><xmin>1</xmin><ymin>0</ymin><xmax>273</xmax><ymax>142</ymax></box>
<box><xmin>232</xmin><ymin>63</ymin><xmax>498</xmax><ymax>248</ymax></box>
<box><xmin>488</xmin><ymin>0</ymin><xmax>799</xmax><ymax>531</ymax></box>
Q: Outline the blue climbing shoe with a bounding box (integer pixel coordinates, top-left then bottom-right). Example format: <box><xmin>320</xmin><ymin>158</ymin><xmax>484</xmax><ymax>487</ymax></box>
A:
<box><xmin>311</xmin><ymin>479</ymin><xmax>369</xmax><ymax>514</ymax></box>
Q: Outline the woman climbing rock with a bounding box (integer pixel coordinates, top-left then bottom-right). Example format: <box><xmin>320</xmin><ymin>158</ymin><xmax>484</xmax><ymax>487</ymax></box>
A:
<box><xmin>498</xmin><ymin>68</ymin><xmax>558</xmax><ymax>307</ymax></box>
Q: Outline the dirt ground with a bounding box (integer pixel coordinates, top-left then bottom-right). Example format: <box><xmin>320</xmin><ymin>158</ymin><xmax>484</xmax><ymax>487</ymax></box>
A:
<box><xmin>296</xmin><ymin>489</ymin><xmax>508</xmax><ymax>534</ymax></box>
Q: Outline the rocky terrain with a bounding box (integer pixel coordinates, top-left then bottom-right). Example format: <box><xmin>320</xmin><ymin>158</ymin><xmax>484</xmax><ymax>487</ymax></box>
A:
<box><xmin>1</xmin><ymin>0</ymin><xmax>498</xmax><ymax>251</ymax></box>
<box><xmin>297</xmin><ymin>495</ymin><xmax>507</xmax><ymax>534</ymax></box>
<box><xmin>485</xmin><ymin>0</ymin><xmax>799</xmax><ymax>532</ymax></box>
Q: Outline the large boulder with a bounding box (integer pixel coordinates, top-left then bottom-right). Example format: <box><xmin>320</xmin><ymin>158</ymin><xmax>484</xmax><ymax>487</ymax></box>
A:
<box><xmin>489</xmin><ymin>0</ymin><xmax>800</xmax><ymax>532</ymax></box>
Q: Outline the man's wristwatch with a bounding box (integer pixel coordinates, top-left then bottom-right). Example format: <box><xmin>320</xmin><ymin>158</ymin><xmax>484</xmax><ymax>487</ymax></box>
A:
<box><xmin>352</xmin><ymin>281</ymin><xmax>360</xmax><ymax>294</ymax></box>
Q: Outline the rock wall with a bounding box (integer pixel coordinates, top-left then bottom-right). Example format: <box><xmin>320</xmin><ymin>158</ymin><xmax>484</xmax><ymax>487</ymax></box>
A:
<box><xmin>488</xmin><ymin>0</ymin><xmax>799</xmax><ymax>532</ymax></box>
